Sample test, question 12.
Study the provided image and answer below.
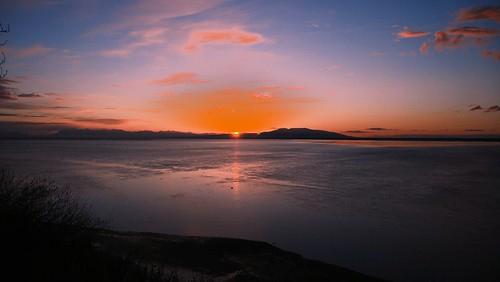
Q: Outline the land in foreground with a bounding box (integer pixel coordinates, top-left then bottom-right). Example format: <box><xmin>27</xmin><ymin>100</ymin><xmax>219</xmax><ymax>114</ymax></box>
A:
<box><xmin>90</xmin><ymin>228</ymin><xmax>384</xmax><ymax>282</ymax></box>
<box><xmin>0</xmin><ymin>169</ymin><xmax>382</xmax><ymax>282</ymax></box>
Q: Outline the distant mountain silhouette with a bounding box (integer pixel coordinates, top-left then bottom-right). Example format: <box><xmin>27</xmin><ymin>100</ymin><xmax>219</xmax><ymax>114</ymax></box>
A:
<box><xmin>48</xmin><ymin>128</ymin><xmax>351</xmax><ymax>140</ymax></box>
<box><xmin>51</xmin><ymin>129</ymin><xmax>229</xmax><ymax>139</ymax></box>
<box><xmin>2</xmin><ymin>127</ymin><xmax>498</xmax><ymax>141</ymax></box>
<box><xmin>257</xmin><ymin>128</ymin><xmax>351</xmax><ymax>139</ymax></box>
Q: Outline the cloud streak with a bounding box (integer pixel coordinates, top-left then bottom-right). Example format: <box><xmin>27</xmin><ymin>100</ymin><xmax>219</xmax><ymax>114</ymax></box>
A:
<box><xmin>469</xmin><ymin>105</ymin><xmax>500</xmax><ymax>112</ymax></box>
<box><xmin>18</xmin><ymin>93</ymin><xmax>43</xmax><ymax>98</ymax></box>
<box><xmin>398</xmin><ymin>6</ymin><xmax>500</xmax><ymax>59</ymax></box>
<box><xmin>153</xmin><ymin>72</ymin><xmax>207</xmax><ymax>86</ymax></box>
<box><xmin>481</xmin><ymin>49</ymin><xmax>500</xmax><ymax>61</ymax></box>
<box><xmin>456</xmin><ymin>6</ymin><xmax>500</xmax><ymax>23</ymax></box>
<box><xmin>343</xmin><ymin>130</ymin><xmax>368</xmax><ymax>134</ymax></box>
<box><xmin>183</xmin><ymin>27</ymin><xmax>265</xmax><ymax>52</ymax></box>
<box><xmin>447</xmin><ymin>26</ymin><xmax>500</xmax><ymax>37</ymax></box>
<box><xmin>88</xmin><ymin>0</ymin><xmax>223</xmax><ymax>35</ymax></box>
<box><xmin>434</xmin><ymin>31</ymin><xmax>464</xmax><ymax>50</ymax></box>
<box><xmin>99</xmin><ymin>27</ymin><xmax>168</xmax><ymax>57</ymax></box>
<box><xmin>469</xmin><ymin>105</ymin><xmax>483</xmax><ymax>111</ymax></box>
<box><xmin>8</xmin><ymin>44</ymin><xmax>53</xmax><ymax>59</ymax></box>
<box><xmin>419</xmin><ymin>42</ymin><xmax>430</xmax><ymax>54</ymax></box>
<box><xmin>69</xmin><ymin>118</ymin><xmax>127</xmax><ymax>125</ymax></box>
<box><xmin>485</xmin><ymin>105</ymin><xmax>500</xmax><ymax>112</ymax></box>
<box><xmin>0</xmin><ymin>79</ymin><xmax>18</xmax><ymax>101</ymax></box>
<box><xmin>397</xmin><ymin>28</ymin><xmax>430</xmax><ymax>38</ymax></box>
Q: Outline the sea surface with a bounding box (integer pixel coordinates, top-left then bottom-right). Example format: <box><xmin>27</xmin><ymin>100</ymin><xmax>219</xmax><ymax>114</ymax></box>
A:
<box><xmin>1</xmin><ymin>139</ymin><xmax>499</xmax><ymax>281</ymax></box>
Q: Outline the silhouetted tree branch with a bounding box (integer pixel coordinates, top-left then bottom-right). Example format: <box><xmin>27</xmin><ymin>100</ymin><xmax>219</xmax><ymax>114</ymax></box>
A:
<box><xmin>0</xmin><ymin>21</ymin><xmax>9</xmax><ymax>79</ymax></box>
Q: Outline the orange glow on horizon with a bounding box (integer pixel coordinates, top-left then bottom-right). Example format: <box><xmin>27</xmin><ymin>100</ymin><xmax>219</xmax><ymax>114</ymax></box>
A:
<box><xmin>160</xmin><ymin>87</ymin><xmax>313</xmax><ymax>133</ymax></box>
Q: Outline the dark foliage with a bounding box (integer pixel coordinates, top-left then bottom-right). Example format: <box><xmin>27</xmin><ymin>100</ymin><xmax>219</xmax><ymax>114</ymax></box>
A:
<box><xmin>0</xmin><ymin>170</ymin><xmax>177</xmax><ymax>282</ymax></box>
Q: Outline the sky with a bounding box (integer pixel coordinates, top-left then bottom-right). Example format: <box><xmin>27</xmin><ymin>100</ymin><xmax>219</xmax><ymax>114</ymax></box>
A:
<box><xmin>0</xmin><ymin>0</ymin><xmax>499</xmax><ymax>136</ymax></box>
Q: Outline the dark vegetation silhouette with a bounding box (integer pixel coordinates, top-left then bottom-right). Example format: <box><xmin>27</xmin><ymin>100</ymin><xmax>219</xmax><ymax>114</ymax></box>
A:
<box><xmin>0</xmin><ymin>170</ymin><xmax>184</xmax><ymax>282</ymax></box>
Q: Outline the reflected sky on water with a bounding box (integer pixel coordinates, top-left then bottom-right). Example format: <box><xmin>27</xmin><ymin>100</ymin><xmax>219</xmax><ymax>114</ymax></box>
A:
<box><xmin>1</xmin><ymin>139</ymin><xmax>499</xmax><ymax>281</ymax></box>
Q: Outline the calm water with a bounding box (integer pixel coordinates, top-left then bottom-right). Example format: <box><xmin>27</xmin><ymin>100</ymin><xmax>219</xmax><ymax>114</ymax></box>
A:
<box><xmin>1</xmin><ymin>140</ymin><xmax>500</xmax><ymax>281</ymax></box>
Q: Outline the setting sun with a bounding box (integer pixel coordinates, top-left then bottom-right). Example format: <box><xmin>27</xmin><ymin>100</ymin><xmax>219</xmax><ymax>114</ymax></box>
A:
<box><xmin>232</xmin><ymin>131</ymin><xmax>240</xmax><ymax>138</ymax></box>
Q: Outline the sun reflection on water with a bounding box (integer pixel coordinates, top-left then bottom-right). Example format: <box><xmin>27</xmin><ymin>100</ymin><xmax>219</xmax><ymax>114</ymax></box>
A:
<box><xmin>230</xmin><ymin>142</ymin><xmax>241</xmax><ymax>199</ymax></box>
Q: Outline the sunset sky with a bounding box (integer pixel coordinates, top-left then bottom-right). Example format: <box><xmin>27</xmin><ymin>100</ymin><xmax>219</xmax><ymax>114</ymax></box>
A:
<box><xmin>1</xmin><ymin>0</ymin><xmax>499</xmax><ymax>136</ymax></box>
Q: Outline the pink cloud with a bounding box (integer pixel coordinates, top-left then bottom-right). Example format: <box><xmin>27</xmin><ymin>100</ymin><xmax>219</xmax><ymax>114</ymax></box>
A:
<box><xmin>481</xmin><ymin>49</ymin><xmax>500</xmax><ymax>61</ymax></box>
<box><xmin>434</xmin><ymin>31</ymin><xmax>464</xmax><ymax>50</ymax></box>
<box><xmin>429</xmin><ymin>27</ymin><xmax>499</xmax><ymax>52</ymax></box>
<box><xmin>253</xmin><ymin>92</ymin><xmax>273</xmax><ymax>99</ymax></box>
<box><xmin>447</xmin><ymin>26</ymin><xmax>500</xmax><ymax>37</ymax></box>
<box><xmin>397</xmin><ymin>28</ymin><xmax>430</xmax><ymax>39</ymax></box>
<box><xmin>419</xmin><ymin>42</ymin><xmax>430</xmax><ymax>54</ymax></box>
<box><xmin>9</xmin><ymin>44</ymin><xmax>53</xmax><ymax>59</ymax></box>
<box><xmin>153</xmin><ymin>72</ymin><xmax>207</xmax><ymax>86</ymax></box>
<box><xmin>183</xmin><ymin>27</ymin><xmax>265</xmax><ymax>52</ymax></box>
<box><xmin>99</xmin><ymin>27</ymin><xmax>168</xmax><ymax>57</ymax></box>
<box><xmin>456</xmin><ymin>6</ymin><xmax>500</xmax><ymax>23</ymax></box>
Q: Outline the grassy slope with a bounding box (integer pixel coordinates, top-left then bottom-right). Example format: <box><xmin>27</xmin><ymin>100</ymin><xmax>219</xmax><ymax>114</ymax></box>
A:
<box><xmin>93</xmin><ymin>229</ymin><xmax>385</xmax><ymax>281</ymax></box>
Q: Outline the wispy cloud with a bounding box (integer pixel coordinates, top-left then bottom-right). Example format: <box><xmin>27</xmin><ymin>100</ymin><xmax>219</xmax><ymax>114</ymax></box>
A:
<box><xmin>0</xmin><ymin>79</ymin><xmax>73</xmax><ymax>113</ymax></box>
<box><xmin>88</xmin><ymin>0</ymin><xmax>223</xmax><ymax>36</ymax></box>
<box><xmin>0</xmin><ymin>112</ymin><xmax>47</xmax><ymax>118</ymax></box>
<box><xmin>99</xmin><ymin>27</ymin><xmax>168</xmax><ymax>57</ymax></box>
<box><xmin>481</xmin><ymin>49</ymin><xmax>500</xmax><ymax>61</ymax></box>
<box><xmin>183</xmin><ymin>27</ymin><xmax>265</xmax><ymax>52</ymax></box>
<box><xmin>419</xmin><ymin>42</ymin><xmax>430</xmax><ymax>54</ymax></box>
<box><xmin>18</xmin><ymin>93</ymin><xmax>43</xmax><ymax>98</ymax></box>
<box><xmin>8</xmin><ymin>44</ymin><xmax>53</xmax><ymax>59</ymax></box>
<box><xmin>0</xmin><ymin>79</ymin><xmax>18</xmax><ymax>101</ymax></box>
<box><xmin>153</xmin><ymin>72</ymin><xmax>207</xmax><ymax>86</ymax></box>
<box><xmin>253</xmin><ymin>92</ymin><xmax>273</xmax><ymax>100</ymax></box>
<box><xmin>456</xmin><ymin>6</ymin><xmax>500</xmax><ymax>23</ymax></box>
<box><xmin>344</xmin><ymin>130</ymin><xmax>368</xmax><ymax>134</ymax></box>
<box><xmin>397</xmin><ymin>6</ymin><xmax>500</xmax><ymax>59</ymax></box>
<box><xmin>434</xmin><ymin>31</ymin><xmax>464</xmax><ymax>50</ymax></box>
<box><xmin>469</xmin><ymin>105</ymin><xmax>483</xmax><ymax>111</ymax></box>
<box><xmin>485</xmin><ymin>105</ymin><xmax>500</xmax><ymax>112</ymax></box>
<box><xmin>447</xmin><ymin>26</ymin><xmax>500</xmax><ymax>37</ymax></box>
<box><xmin>69</xmin><ymin>118</ymin><xmax>127</xmax><ymax>125</ymax></box>
<box><xmin>467</xmin><ymin>104</ymin><xmax>500</xmax><ymax>112</ymax></box>
<box><xmin>366</xmin><ymin>127</ymin><xmax>391</xmax><ymax>131</ymax></box>
<box><xmin>397</xmin><ymin>28</ymin><xmax>430</xmax><ymax>39</ymax></box>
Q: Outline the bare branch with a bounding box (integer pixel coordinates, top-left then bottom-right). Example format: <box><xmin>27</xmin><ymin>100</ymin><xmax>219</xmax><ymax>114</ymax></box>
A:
<box><xmin>0</xmin><ymin>23</ymin><xmax>10</xmax><ymax>33</ymax></box>
<box><xmin>0</xmin><ymin>21</ymin><xmax>8</xmax><ymax>79</ymax></box>
<box><xmin>0</xmin><ymin>51</ymin><xmax>5</xmax><ymax>65</ymax></box>
<box><xmin>0</xmin><ymin>67</ymin><xmax>7</xmax><ymax>79</ymax></box>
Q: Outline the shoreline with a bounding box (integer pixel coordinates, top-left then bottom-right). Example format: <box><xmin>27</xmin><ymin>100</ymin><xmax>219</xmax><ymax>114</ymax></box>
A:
<box><xmin>92</xmin><ymin>228</ymin><xmax>385</xmax><ymax>281</ymax></box>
